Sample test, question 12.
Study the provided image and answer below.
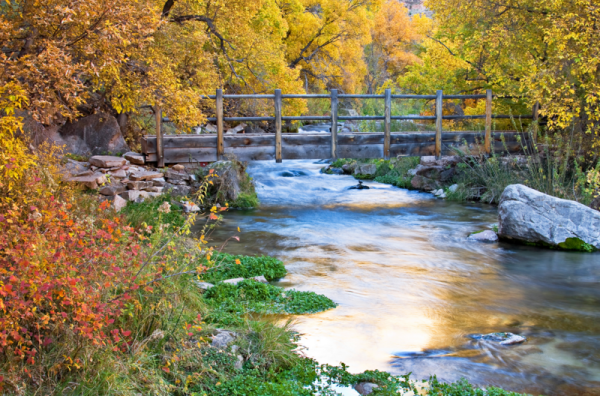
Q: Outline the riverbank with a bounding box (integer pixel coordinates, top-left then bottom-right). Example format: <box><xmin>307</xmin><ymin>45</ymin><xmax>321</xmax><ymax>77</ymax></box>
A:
<box><xmin>0</xmin><ymin>155</ymin><xmax>537</xmax><ymax>395</ymax></box>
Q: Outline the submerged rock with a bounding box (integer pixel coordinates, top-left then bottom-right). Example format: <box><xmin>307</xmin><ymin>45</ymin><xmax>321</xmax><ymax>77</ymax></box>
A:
<box><xmin>349</xmin><ymin>181</ymin><xmax>370</xmax><ymax>190</ymax></box>
<box><xmin>498</xmin><ymin>184</ymin><xmax>600</xmax><ymax>250</ymax></box>
<box><xmin>470</xmin><ymin>332</ymin><xmax>526</xmax><ymax>345</ymax></box>
<box><xmin>329</xmin><ymin>167</ymin><xmax>344</xmax><ymax>175</ymax></box>
<box><xmin>468</xmin><ymin>230</ymin><xmax>499</xmax><ymax>242</ymax></box>
<box><xmin>354</xmin><ymin>163</ymin><xmax>377</xmax><ymax>176</ymax></box>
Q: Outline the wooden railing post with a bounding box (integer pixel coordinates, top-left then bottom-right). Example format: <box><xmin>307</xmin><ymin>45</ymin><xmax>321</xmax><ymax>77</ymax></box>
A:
<box><xmin>330</xmin><ymin>89</ymin><xmax>338</xmax><ymax>159</ymax></box>
<box><xmin>384</xmin><ymin>88</ymin><xmax>391</xmax><ymax>160</ymax></box>
<box><xmin>216</xmin><ymin>89</ymin><xmax>224</xmax><ymax>160</ymax></box>
<box><xmin>485</xmin><ymin>89</ymin><xmax>493</xmax><ymax>155</ymax></box>
<box><xmin>435</xmin><ymin>90</ymin><xmax>443</xmax><ymax>159</ymax></box>
<box><xmin>274</xmin><ymin>89</ymin><xmax>282</xmax><ymax>163</ymax></box>
<box><xmin>532</xmin><ymin>101</ymin><xmax>540</xmax><ymax>142</ymax></box>
<box><xmin>155</xmin><ymin>104</ymin><xmax>164</xmax><ymax>168</ymax></box>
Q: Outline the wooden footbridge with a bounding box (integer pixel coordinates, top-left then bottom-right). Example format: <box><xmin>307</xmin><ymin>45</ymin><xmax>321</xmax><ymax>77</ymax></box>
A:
<box><xmin>142</xmin><ymin>89</ymin><xmax>536</xmax><ymax>166</ymax></box>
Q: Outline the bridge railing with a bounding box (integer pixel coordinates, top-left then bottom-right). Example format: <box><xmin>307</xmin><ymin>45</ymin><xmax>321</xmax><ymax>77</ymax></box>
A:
<box><xmin>149</xmin><ymin>89</ymin><xmax>538</xmax><ymax>166</ymax></box>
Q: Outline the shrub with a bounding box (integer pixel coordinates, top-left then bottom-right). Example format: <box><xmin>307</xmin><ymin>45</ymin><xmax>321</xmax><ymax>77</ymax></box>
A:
<box><xmin>120</xmin><ymin>193</ymin><xmax>185</xmax><ymax>229</ymax></box>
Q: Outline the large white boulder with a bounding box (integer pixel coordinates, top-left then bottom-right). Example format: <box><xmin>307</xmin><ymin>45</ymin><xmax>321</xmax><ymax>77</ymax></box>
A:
<box><xmin>498</xmin><ymin>184</ymin><xmax>600</xmax><ymax>249</ymax></box>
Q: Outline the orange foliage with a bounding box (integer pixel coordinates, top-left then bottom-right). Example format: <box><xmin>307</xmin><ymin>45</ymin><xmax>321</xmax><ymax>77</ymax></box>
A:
<box><xmin>0</xmin><ymin>168</ymin><xmax>155</xmax><ymax>386</ymax></box>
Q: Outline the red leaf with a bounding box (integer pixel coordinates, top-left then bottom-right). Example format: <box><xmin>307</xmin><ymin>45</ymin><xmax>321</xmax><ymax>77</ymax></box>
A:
<box><xmin>121</xmin><ymin>330</ymin><xmax>132</xmax><ymax>337</ymax></box>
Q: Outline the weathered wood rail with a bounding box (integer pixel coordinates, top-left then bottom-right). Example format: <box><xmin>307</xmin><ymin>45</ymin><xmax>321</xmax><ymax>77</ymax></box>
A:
<box><xmin>143</xmin><ymin>89</ymin><xmax>535</xmax><ymax>165</ymax></box>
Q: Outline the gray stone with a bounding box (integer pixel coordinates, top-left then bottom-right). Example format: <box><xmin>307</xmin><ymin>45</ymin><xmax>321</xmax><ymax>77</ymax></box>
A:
<box><xmin>329</xmin><ymin>167</ymin><xmax>344</xmax><ymax>175</ymax></box>
<box><xmin>62</xmin><ymin>159</ymin><xmax>89</xmax><ymax>176</ymax></box>
<box><xmin>234</xmin><ymin>355</ymin><xmax>244</xmax><ymax>370</ymax></box>
<box><xmin>110</xmin><ymin>169</ymin><xmax>127</xmax><ymax>178</ymax></box>
<box><xmin>143</xmin><ymin>186</ymin><xmax>164</xmax><ymax>193</ymax></box>
<box><xmin>127</xmin><ymin>181</ymin><xmax>153</xmax><ymax>190</ymax></box>
<box><xmin>341</xmin><ymin>163</ymin><xmax>355</xmax><ymax>174</ymax></box>
<box><xmin>165</xmin><ymin>169</ymin><xmax>190</xmax><ymax>181</ymax></box>
<box><xmin>440</xmin><ymin>167</ymin><xmax>456</xmax><ymax>182</ymax></box>
<box><xmin>130</xmin><ymin>171</ymin><xmax>163</xmax><ymax>181</ymax></box>
<box><xmin>354</xmin><ymin>382</ymin><xmax>379</xmax><ymax>395</ymax></box>
<box><xmin>172</xmin><ymin>164</ymin><xmax>185</xmax><ymax>171</ymax></box>
<box><xmin>420</xmin><ymin>156</ymin><xmax>437</xmax><ymax>166</ymax></box>
<box><xmin>164</xmin><ymin>183</ymin><xmax>192</xmax><ymax>197</ymax></box>
<box><xmin>410</xmin><ymin>175</ymin><xmax>439</xmax><ymax>191</ymax></box>
<box><xmin>416</xmin><ymin>165</ymin><xmax>444</xmax><ymax>180</ymax></box>
<box><xmin>211</xmin><ymin>329</ymin><xmax>237</xmax><ymax>348</ymax></box>
<box><xmin>204</xmin><ymin>123</ymin><xmax>218</xmax><ymax>133</ymax></box>
<box><xmin>75</xmin><ymin>170</ymin><xmax>94</xmax><ymax>177</ymax></box>
<box><xmin>498</xmin><ymin>184</ymin><xmax>600</xmax><ymax>249</ymax></box>
<box><xmin>66</xmin><ymin>172</ymin><xmax>107</xmax><ymax>189</ymax></box>
<box><xmin>195</xmin><ymin>281</ymin><xmax>214</xmax><ymax>290</ymax></box>
<box><xmin>152</xmin><ymin>177</ymin><xmax>166</xmax><ymax>186</ymax></box>
<box><xmin>119</xmin><ymin>190</ymin><xmax>145</xmax><ymax>202</ymax></box>
<box><xmin>206</xmin><ymin>161</ymin><xmax>249</xmax><ymax>202</ymax></box>
<box><xmin>471</xmin><ymin>332</ymin><xmax>526</xmax><ymax>345</ymax></box>
<box><xmin>252</xmin><ymin>276</ymin><xmax>268</xmax><ymax>284</ymax></box>
<box><xmin>222</xmin><ymin>277</ymin><xmax>245</xmax><ymax>285</ymax></box>
<box><xmin>354</xmin><ymin>163</ymin><xmax>377</xmax><ymax>176</ymax></box>
<box><xmin>112</xmin><ymin>195</ymin><xmax>127</xmax><ymax>212</ymax></box>
<box><xmin>468</xmin><ymin>230</ymin><xmax>499</xmax><ymax>242</ymax></box>
<box><xmin>89</xmin><ymin>155</ymin><xmax>126</xmax><ymax>168</ymax></box>
<box><xmin>57</xmin><ymin>113</ymin><xmax>130</xmax><ymax>156</ymax></box>
<box><xmin>226</xmin><ymin>123</ymin><xmax>247</xmax><ymax>134</ymax></box>
<box><xmin>124</xmin><ymin>152</ymin><xmax>145</xmax><ymax>165</ymax></box>
<box><xmin>448</xmin><ymin>184</ymin><xmax>459</xmax><ymax>193</ymax></box>
<box><xmin>99</xmin><ymin>184</ymin><xmax>126</xmax><ymax>196</ymax></box>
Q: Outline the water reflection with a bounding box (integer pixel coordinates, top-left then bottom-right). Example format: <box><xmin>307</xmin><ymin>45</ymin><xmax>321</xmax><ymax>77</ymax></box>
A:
<box><xmin>208</xmin><ymin>160</ymin><xmax>600</xmax><ymax>396</ymax></box>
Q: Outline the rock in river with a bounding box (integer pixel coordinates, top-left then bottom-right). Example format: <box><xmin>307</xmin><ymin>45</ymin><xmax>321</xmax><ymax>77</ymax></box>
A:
<box><xmin>468</xmin><ymin>230</ymin><xmax>499</xmax><ymax>242</ymax></box>
<box><xmin>498</xmin><ymin>184</ymin><xmax>600</xmax><ymax>250</ymax></box>
<box><xmin>470</xmin><ymin>332</ymin><xmax>526</xmax><ymax>345</ymax></box>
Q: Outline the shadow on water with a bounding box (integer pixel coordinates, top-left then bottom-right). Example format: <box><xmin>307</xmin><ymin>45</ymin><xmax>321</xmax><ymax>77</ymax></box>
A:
<box><xmin>207</xmin><ymin>160</ymin><xmax>600</xmax><ymax>396</ymax></box>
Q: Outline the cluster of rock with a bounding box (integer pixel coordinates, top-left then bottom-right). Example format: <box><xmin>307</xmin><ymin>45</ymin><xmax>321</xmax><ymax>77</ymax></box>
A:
<box><xmin>63</xmin><ymin>154</ymin><xmax>201</xmax><ymax>212</ymax></box>
<box><xmin>408</xmin><ymin>156</ymin><xmax>460</xmax><ymax>191</ymax></box>
<box><xmin>325</xmin><ymin>162</ymin><xmax>377</xmax><ymax>177</ymax></box>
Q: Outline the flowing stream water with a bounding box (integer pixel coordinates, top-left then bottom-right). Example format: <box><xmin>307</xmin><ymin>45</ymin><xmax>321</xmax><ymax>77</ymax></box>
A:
<box><xmin>208</xmin><ymin>159</ymin><xmax>600</xmax><ymax>396</ymax></box>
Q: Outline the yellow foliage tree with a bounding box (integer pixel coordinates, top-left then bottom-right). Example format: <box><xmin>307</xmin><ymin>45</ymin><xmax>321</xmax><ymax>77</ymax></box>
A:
<box><xmin>412</xmin><ymin>0</ymin><xmax>600</xmax><ymax>140</ymax></box>
<box><xmin>0</xmin><ymin>83</ymin><xmax>34</xmax><ymax>199</ymax></box>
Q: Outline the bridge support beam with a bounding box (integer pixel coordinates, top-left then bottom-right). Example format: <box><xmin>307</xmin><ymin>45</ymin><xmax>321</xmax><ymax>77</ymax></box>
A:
<box><xmin>384</xmin><ymin>88</ymin><xmax>391</xmax><ymax>160</ymax></box>
<box><xmin>155</xmin><ymin>104</ymin><xmax>164</xmax><ymax>168</ymax></box>
<box><xmin>435</xmin><ymin>90</ymin><xmax>443</xmax><ymax>159</ymax></box>
<box><xmin>216</xmin><ymin>89</ymin><xmax>224</xmax><ymax>160</ymax></box>
<box><xmin>331</xmin><ymin>89</ymin><xmax>338</xmax><ymax>159</ymax></box>
<box><xmin>485</xmin><ymin>89</ymin><xmax>493</xmax><ymax>154</ymax></box>
<box><xmin>275</xmin><ymin>89</ymin><xmax>282</xmax><ymax>163</ymax></box>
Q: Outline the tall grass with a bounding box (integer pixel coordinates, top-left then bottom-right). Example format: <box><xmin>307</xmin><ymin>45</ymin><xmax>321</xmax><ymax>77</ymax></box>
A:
<box><xmin>447</xmin><ymin>122</ymin><xmax>594</xmax><ymax>205</ymax></box>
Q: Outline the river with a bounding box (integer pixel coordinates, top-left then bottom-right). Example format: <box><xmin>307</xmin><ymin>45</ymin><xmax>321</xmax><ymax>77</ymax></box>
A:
<box><xmin>209</xmin><ymin>159</ymin><xmax>600</xmax><ymax>396</ymax></box>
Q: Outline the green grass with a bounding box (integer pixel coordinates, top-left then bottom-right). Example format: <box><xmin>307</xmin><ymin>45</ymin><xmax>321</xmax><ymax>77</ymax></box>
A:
<box><xmin>232</xmin><ymin>191</ymin><xmax>259</xmax><ymax>208</ymax></box>
<box><xmin>202</xmin><ymin>253</ymin><xmax>287</xmax><ymax>283</ymax></box>
<box><xmin>120</xmin><ymin>193</ymin><xmax>185</xmax><ymax>229</ymax></box>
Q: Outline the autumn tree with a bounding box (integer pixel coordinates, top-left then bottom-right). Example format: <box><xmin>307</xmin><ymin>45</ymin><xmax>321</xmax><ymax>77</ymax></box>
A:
<box><xmin>408</xmin><ymin>0</ymin><xmax>600</xmax><ymax>141</ymax></box>
<box><xmin>365</xmin><ymin>1</ymin><xmax>420</xmax><ymax>93</ymax></box>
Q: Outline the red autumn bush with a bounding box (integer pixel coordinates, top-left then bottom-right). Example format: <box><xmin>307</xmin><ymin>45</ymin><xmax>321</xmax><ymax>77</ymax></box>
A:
<box><xmin>0</xmin><ymin>166</ymin><xmax>154</xmax><ymax>388</ymax></box>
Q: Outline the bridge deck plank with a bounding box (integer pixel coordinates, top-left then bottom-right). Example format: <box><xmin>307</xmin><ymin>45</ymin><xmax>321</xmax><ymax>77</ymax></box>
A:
<box><xmin>143</xmin><ymin>131</ymin><xmax>529</xmax><ymax>163</ymax></box>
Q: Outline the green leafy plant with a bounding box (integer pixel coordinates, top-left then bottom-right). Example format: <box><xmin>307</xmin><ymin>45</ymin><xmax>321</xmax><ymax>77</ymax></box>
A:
<box><xmin>203</xmin><ymin>253</ymin><xmax>287</xmax><ymax>283</ymax></box>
